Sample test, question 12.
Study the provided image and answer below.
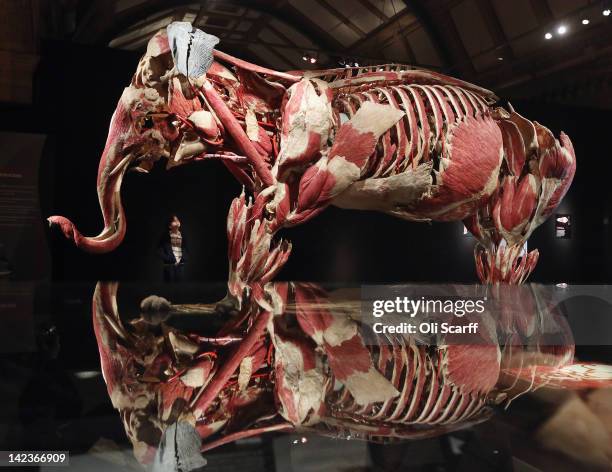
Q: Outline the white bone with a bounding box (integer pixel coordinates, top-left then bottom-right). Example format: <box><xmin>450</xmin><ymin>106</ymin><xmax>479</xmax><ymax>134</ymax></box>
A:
<box><xmin>167</xmin><ymin>21</ymin><xmax>219</xmax><ymax>78</ymax></box>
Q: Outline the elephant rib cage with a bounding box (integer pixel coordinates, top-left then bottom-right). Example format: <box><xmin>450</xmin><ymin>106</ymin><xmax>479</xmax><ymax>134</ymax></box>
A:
<box><xmin>334</xmin><ymin>85</ymin><xmax>491</xmax><ymax>179</ymax></box>
<box><xmin>327</xmin><ymin>333</ymin><xmax>488</xmax><ymax>427</ymax></box>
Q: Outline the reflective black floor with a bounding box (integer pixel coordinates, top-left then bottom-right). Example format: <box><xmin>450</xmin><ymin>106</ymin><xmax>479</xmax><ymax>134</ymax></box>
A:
<box><xmin>1</xmin><ymin>280</ymin><xmax>611</xmax><ymax>471</ymax></box>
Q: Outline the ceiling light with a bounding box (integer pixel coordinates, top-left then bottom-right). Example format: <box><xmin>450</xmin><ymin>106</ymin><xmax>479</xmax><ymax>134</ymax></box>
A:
<box><xmin>604</xmin><ymin>9</ymin><xmax>611</xmax><ymax>16</ymax></box>
<box><xmin>310</xmin><ymin>57</ymin><xmax>317</xmax><ymax>64</ymax></box>
<box><xmin>302</xmin><ymin>55</ymin><xmax>308</xmax><ymax>62</ymax></box>
<box><xmin>497</xmin><ymin>57</ymin><xmax>503</xmax><ymax>61</ymax></box>
<box><xmin>557</xmin><ymin>25</ymin><xmax>567</xmax><ymax>35</ymax></box>
<box><xmin>582</xmin><ymin>18</ymin><xmax>590</xmax><ymax>25</ymax></box>
<box><xmin>544</xmin><ymin>32</ymin><xmax>553</xmax><ymax>39</ymax></box>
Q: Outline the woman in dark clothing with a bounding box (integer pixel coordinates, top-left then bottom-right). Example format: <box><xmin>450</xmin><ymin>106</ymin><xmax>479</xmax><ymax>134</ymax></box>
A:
<box><xmin>158</xmin><ymin>215</ymin><xmax>188</xmax><ymax>282</ymax></box>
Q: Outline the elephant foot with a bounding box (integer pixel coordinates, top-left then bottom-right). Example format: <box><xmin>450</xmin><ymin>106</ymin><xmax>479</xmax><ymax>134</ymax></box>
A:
<box><xmin>474</xmin><ymin>242</ymin><xmax>539</xmax><ymax>284</ymax></box>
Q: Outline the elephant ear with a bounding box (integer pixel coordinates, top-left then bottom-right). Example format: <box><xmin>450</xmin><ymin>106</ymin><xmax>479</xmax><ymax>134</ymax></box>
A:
<box><xmin>167</xmin><ymin>21</ymin><xmax>219</xmax><ymax>78</ymax></box>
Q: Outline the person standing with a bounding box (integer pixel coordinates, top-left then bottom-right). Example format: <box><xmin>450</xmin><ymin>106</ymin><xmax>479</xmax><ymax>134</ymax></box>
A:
<box><xmin>158</xmin><ymin>215</ymin><xmax>188</xmax><ymax>282</ymax></box>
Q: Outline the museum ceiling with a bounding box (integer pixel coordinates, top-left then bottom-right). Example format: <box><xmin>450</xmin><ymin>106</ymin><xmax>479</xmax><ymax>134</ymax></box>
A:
<box><xmin>5</xmin><ymin>0</ymin><xmax>612</xmax><ymax>108</ymax></box>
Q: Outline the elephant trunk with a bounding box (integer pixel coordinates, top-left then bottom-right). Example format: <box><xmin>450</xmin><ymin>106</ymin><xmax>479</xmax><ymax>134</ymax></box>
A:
<box><xmin>48</xmin><ymin>99</ymin><xmax>131</xmax><ymax>254</ymax></box>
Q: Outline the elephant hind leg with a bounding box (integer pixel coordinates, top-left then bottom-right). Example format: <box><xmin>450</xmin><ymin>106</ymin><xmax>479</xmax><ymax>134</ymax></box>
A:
<box><xmin>466</xmin><ymin>109</ymin><xmax>576</xmax><ymax>285</ymax></box>
<box><xmin>474</xmin><ymin>241</ymin><xmax>539</xmax><ymax>284</ymax></box>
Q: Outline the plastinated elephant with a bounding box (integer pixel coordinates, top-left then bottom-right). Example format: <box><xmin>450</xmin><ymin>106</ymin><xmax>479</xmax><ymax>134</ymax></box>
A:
<box><xmin>49</xmin><ymin>22</ymin><xmax>576</xmax><ymax>284</ymax></box>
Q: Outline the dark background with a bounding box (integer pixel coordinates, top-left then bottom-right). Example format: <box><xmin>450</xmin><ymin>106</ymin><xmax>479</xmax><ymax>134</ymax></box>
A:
<box><xmin>1</xmin><ymin>40</ymin><xmax>610</xmax><ymax>284</ymax></box>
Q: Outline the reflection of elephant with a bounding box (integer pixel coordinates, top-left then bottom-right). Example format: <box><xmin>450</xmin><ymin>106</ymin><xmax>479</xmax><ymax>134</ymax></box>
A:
<box><xmin>92</xmin><ymin>282</ymin><xmax>611</xmax><ymax>466</ymax></box>
<box><xmin>49</xmin><ymin>22</ymin><xmax>575</xmax><ymax>284</ymax></box>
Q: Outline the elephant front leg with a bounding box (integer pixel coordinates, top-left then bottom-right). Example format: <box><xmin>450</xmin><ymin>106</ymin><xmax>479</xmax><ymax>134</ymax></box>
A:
<box><xmin>225</xmin><ymin>178</ymin><xmax>333</xmax><ymax>294</ymax></box>
<box><xmin>224</xmin><ymin>95</ymin><xmax>406</xmax><ymax>289</ymax></box>
<box><xmin>226</xmin><ymin>189</ymin><xmax>291</xmax><ymax>296</ymax></box>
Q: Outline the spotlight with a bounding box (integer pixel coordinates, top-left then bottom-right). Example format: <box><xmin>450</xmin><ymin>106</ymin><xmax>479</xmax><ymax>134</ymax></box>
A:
<box><xmin>604</xmin><ymin>9</ymin><xmax>611</xmax><ymax>16</ymax></box>
<box><xmin>497</xmin><ymin>56</ymin><xmax>504</xmax><ymax>61</ymax></box>
<box><xmin>354</xmin><ymin>62</ymin><xmax>359</xmax><ymax>67</ymax></box>
<box><xmin>310</xmin><ymin>57</ymin><xmax>317</xmax><ymax>64</ymax></box>
<box><xmin>545</xmin><ymin>32</ymin><xmax>553</xmax><ymax>39</ymax></box>
<box><xmin>302</xmin><ymin>55</ymin><xmax>308</xmax><ymax>62</ymax></box>
<box><xmin>557</xmin><ymin>25</ymin><xmax>567</xmax><ymax>35</ymax></box>
<box><xmin>582</xmin><ymin>18</ymin><xmax>590</xmax><ymax>25</ymax></box>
